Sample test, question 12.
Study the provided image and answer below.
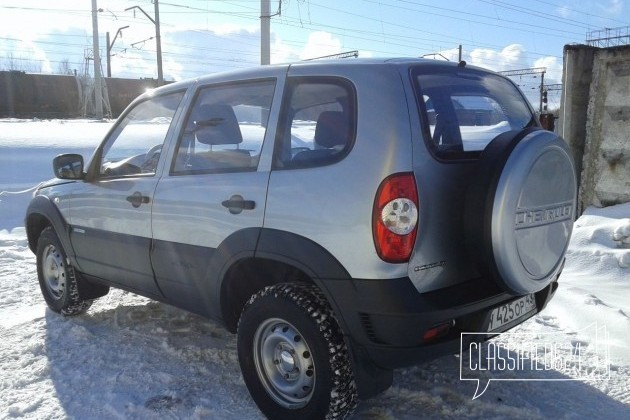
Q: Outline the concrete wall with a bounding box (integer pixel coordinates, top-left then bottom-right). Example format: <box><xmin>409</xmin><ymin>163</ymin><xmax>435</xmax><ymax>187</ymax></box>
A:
<box><xmin>560</xmin><ymin>44</ymin><xmax>630</xmax><ymax>213</ymax></box>
<box><xmin>559</xmin><ymin>45</ymin><xmax>595</xmax><ymax>191</ymax></box>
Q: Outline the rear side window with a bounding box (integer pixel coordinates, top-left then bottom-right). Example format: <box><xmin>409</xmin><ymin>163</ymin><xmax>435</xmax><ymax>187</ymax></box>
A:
<box><xmin>413</xmin><ymin>68</ymin><xmax>535</xmax><ymax>158</ymax></box>
<box><xmin>273</xmin><ymin>77</ymin><xmax>356</xmax><ymax>169</ymax></box>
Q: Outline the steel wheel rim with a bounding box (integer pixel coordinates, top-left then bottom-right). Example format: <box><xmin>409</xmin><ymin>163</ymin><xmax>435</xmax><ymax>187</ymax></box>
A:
<box><xmin>42</xmin><ymin>244</ymin><xmax>66</xmax><ymax>300</ymax></box>
<box><xmin>253</xmin><ymin>318</ymin><xmax>316</xmax><ymax>409</ymax></box>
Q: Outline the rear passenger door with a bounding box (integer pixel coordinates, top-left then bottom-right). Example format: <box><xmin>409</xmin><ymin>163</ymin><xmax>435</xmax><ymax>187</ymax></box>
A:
<box><xmin>264</xmin><ymin>76</ymin><xmax>358</xmax><ymax>258</ymax></box>
<box><xmin>151</xmin><ymin>77</ymin><xmax>280</xmax><ymax>316</ymax></box>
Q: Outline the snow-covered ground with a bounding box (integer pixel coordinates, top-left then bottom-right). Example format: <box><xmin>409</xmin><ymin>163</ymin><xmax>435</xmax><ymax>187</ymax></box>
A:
<box><xmin>1</xmin><ymin>119</ymin><xmax>629</xmax><ymax>418</ymax></box>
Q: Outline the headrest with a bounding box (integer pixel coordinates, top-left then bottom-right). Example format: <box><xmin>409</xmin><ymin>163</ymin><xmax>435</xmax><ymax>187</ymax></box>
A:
<box><xmin>314</xmin><ymin>111</ymin><xmax>351</xmax><ymax>149</ymax></box>
<box><xmin>194</xmin><ymin>104</ymin><xmax>243</xmax><ymax>145</ymax></box>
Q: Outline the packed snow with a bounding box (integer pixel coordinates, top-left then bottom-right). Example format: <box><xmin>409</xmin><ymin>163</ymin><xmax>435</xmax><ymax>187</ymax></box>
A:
<box><xmin>0</xmin><ymin>119</ymin><xmax>628</xmax><ymax>418</ymax></box>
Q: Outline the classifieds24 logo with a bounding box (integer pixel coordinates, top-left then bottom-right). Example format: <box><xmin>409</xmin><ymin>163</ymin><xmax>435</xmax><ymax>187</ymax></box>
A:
<box><xmin>460</xmin><ymin>324</ymin><xmax>611</xmax><ymax>399</ymax></box>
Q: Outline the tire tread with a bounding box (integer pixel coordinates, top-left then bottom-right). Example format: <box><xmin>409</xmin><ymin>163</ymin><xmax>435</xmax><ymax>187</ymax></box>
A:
<box><xmin>240</xmin><ymin>283</ymin><xmax>358</xmax><ymax>419</ymax></box>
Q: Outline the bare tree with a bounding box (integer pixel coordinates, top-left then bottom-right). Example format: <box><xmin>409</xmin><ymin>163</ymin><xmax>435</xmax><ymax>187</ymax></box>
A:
<box><xmin>1</xmin><ymin>52</ymin><xmax>18</xmax><ymax>71</ymax></box>
<box><xmin>57</xmin><ymin>58</ymin><xmax>74</xmax><ymax>75</ymax></box>
<box><xmin>1</xmin><ymin>52</ymin><xmax>42</xmax><ymax>73</ymax></box>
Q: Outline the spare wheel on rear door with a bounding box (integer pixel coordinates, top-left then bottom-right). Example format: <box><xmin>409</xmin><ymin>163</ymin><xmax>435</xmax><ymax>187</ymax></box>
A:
<box><xmin>466</xmin><ymin>128</ymin><xmax>577</xmax><ymax>295</ymax></box>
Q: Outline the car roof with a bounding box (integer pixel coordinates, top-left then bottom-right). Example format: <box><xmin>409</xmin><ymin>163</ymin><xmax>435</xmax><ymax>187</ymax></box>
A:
<box><xmin>141</xmin><ymin>57</ymin><xmax>498</xmax><ymax>99</ymax></box>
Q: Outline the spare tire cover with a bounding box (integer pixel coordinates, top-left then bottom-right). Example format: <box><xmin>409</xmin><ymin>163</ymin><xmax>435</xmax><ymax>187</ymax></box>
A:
<box><xmin>468</xmin><ymin>128</ymin><xmax>577</xmax><ymax>295</ymax></box>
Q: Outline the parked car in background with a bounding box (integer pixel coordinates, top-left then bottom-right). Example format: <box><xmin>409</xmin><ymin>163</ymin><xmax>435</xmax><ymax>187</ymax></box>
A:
<box><xmin>26</xmin><ymin>58</ymin><xmax>577</xmax><ymax>419</ymax></box>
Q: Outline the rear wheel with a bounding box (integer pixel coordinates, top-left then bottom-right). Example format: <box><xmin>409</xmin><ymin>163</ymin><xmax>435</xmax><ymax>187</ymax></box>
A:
<box><xmin>36</xmin><ymin>226</ymin><xmax>93</xmax><ymax>315</ymax></box>
<box><xmin>237</xmin><ymin>283</ymin><xmax>358</xmax><ymax>419</ymax></box>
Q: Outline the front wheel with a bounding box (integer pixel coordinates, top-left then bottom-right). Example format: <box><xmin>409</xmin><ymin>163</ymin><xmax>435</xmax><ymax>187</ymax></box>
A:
<box><xmin>36</xmin><ymin>226</ymin><xmax>93</xmax><ymax>315</ymax></box>
<box><xmin>237</xmin><ymin>283</ymin><xmax>358</xmax><ymax>419</ymax></box>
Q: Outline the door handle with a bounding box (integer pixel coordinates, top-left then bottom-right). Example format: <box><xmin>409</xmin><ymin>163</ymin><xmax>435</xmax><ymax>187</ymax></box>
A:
<box><xmin>222</xmin><ymin>194</ymin><xmax>255</xmax><ymax>214</ymax></box>
<box><xmin>126</xmin><ymin>191</ymin><xmax>150</xmax><ymax>208</ymax></box>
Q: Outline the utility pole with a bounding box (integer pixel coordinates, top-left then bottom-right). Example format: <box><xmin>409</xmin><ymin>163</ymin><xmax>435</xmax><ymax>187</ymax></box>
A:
<box><xmin>106</xmin><ymin>25</ymin><xmax>129</xmax><ymax>78</ymax></box>
<box><xmin>125</xmin><ymin>2</ymin><xmax>163</xmax><ymax>85</ymax></box>
<box><xmin>261</xmin><ymin>0</ymin><xmax>270</xmax><ymax>65</ymax></box>
<box><xmin>91</xmin><ymin>0</ymin><xmax>103</xmax><ymax>119</ymax></box>
<box><xmin>154</xmin><ymin>0</ymin><xmax>163</xmax><ymax>85</ymax></box>
<box><xmin>539</xmin><ymin>71</ymin><xmax>545</xmax><ymax>114</ymax></box>
<box><xmin>106</xmin><ymin>32</ymin><xmax>110</xmax><ymax>77</ymax></box>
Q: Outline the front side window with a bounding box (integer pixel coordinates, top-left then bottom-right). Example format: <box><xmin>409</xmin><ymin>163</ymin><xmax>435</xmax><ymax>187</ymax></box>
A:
<box><xmin>274</xmin><ymin>77</ymin><xmax>356</xmax><ymax>169</ymax></box>
<box><xmin>172</xmin><ymin>79</ymin><xmax>276</xmax><ymax>174</ymax></box>
<box><xmin>100</xmin><ymin>91</ymin><xmax>184</xmax><ymax>177</ymax></box>
<box><xmin>413</xmin><ymin>68</ymin><xmax>535</xmax><ymax>158</ymax></box>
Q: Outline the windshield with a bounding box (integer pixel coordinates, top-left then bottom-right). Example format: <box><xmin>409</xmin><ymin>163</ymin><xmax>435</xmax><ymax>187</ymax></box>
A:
<box><xmin>412</xmin><ymin>67</ymin><xmax>535</xmax><ymax>157</ymax></box>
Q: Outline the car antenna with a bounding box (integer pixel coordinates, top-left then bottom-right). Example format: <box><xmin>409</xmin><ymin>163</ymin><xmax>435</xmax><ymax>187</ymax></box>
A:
<box><xmin>458</xmin><ymin>60</ymin><xmax>467</xmax><ymax>68</ymax></box>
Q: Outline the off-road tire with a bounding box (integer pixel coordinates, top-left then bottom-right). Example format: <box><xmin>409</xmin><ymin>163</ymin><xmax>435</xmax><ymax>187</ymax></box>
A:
<box><xmin>36</xmin><ymin>226</ymin><xmax>93</xmax><ymax>315</ymax></box>
<box><xmin>237</xmin><ymin>283</ymin><xmax>358</xmax><ymax>419</ymax></box>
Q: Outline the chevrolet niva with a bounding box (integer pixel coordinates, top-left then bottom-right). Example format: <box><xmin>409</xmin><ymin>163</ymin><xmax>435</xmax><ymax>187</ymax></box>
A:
<box><xmin>26</xmin><ymin>58</ymin><xmax>577</xmax><ymax>419</ymax></box>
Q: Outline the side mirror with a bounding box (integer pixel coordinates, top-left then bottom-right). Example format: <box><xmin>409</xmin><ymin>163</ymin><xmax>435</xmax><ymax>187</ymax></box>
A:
<box><xmin>53</xmin><ymin>154</ymin><xmax>84</xmax><ymax>180</ymax></box>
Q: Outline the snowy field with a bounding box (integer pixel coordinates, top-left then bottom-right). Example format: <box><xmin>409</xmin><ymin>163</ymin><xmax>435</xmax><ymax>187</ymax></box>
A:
<box><xmin>1</xmin><ymin>119</ymin><xmax>629</xmax><ymax>418</ymax></box>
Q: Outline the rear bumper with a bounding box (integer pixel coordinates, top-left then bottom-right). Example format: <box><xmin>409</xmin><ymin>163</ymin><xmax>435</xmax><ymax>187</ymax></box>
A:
<box><xmin>320</xmin><ymin>276</ymin><xmax>558</xmax><ymax>370</ymax></box>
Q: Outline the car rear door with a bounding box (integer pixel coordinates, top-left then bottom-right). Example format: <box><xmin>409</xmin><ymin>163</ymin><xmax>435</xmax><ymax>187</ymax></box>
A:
<box><xmin>68</xmin><ymin>90</ymin><xmax>186</xmax><ymax>298</ymax></box>
<box><xmin>407</xmin><ymin>66</ymin><xmax>546</xmax><ymax>293</ymax></box>
<box><xmin>150</xmin><ymin>73</ymin><xmax>282</xmax><ymax>317</ymax></box>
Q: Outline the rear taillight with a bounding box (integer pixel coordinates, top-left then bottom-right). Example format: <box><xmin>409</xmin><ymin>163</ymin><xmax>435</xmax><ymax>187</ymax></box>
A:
<box><xmin>373</xmin><ymin>173</ymin><xmax>419</xmax><ymax>263</ymax></box>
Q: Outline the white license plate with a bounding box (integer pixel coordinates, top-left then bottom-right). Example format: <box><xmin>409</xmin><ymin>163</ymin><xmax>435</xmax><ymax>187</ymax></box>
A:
<box><xmin>488</xmin><ymin>294</ymin><xmax>536</xmax><ymax>332</ymax></box>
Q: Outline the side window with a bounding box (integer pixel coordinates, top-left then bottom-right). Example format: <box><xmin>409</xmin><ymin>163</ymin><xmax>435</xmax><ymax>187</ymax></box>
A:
<box><xmin>100</xmin><ymin>91</ymin><xmax>184</xmax><ymax>177</ymax></box>
<box><xmin>274</xmin><ymin>78</ymin><xmax>356</xmax><ymax>169</ymax></box>
<box><xmin>172</xmin><ymin>79</ymin><xmax>276</xmax><ymax>174</ymax></box>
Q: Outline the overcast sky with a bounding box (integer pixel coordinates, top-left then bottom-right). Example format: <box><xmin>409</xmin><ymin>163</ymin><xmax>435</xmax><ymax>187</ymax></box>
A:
<box><xmin>0</xmin><ymin>0</ymin><xmax>629</xmax><ymax>106</ymax></box>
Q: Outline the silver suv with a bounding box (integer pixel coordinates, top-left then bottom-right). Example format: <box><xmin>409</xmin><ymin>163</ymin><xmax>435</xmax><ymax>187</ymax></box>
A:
<box><xmin>26</xmin><ymin>58</ymin><xmax>576</xmax><ymax>419</ymax></box>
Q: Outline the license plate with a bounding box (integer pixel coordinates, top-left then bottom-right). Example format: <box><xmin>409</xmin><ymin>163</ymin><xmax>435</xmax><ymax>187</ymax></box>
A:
<box><xmin>488</xmin><ymin>294</ymin><xmax>536</xmax><ymax>332</ymax></box>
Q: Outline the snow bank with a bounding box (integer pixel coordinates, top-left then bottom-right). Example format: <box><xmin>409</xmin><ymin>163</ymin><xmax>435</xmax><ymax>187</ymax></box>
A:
<box><xmin>0</xmin><ymin>118</ymin><xmax>113</xmax><ymax>148</ymax></box>
<box><xmin>0</xmin><ymin>119</ymin><xmax>628</xmax><ymax>418</ymax></box>
<box><xmin>542</xmin><ymin>202</ymin><xmax>630</xmax><ymax>364</ymax></box>
<box><xmin>0</xmin><ymin>119</ymin><xmax>112</xmax><ymax>230</ymax></box>
<box><xmin>0</xmin><ymin>119</ymin><xmax>111</xmax><ymax>189</ymax></box>
<box><xmin>2</xmin><ymin>206</ymin><xmax>628</xmax><ymax>418</ymax></box>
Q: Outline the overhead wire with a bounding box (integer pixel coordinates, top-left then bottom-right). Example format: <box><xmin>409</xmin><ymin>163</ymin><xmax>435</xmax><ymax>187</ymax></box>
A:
<box><xmin>528</xmin><ymin>0</ymin><xmax>629</xmax><ymax>26</ymax></box>
<box><xmin>1</xmin><ymin>0</ymin><xmax>627</xmax><ymax>78</ymax></box>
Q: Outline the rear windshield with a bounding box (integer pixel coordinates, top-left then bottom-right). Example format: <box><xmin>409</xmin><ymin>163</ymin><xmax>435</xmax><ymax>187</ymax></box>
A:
<box><xmin>412</xmin><ymin>67</ymin><xmax>535</xmax><ymax>158</ymax></box>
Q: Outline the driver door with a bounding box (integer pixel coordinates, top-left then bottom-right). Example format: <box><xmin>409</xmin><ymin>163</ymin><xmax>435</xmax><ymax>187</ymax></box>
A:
<box><xmin>68</xmin><ymin>90</ymin><xmax>186</xmax><ymax>297</ymax></box>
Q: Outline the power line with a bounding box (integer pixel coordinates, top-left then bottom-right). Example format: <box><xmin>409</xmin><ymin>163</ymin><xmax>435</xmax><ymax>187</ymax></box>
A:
<box><xmin>270</xmin><ymin>2</ymin><xmax>567</xmax><ymax>63</ymax></box>
<box><xmin>476</xmin><ymin>0</ymin><xmax>595</xmax><ymax>29</ymax></box>
<box><xmin>372</xmin><ymin>0</ymin><xmax>585</xmax><ymax>37</ymax></box>
<box><xmin>529</xmin><ymin>0</ymin><xmax>630</xmax><ymax>26</ymax></box>
<box><xmin>2</xmin><ymin>0</ymin><xmax>619</xmax><ymax>80</ymax></box>
<box><xmin>499</xmin><ymin>67</ymin><xmax>547</xmax><ymax>113</ymax></box>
